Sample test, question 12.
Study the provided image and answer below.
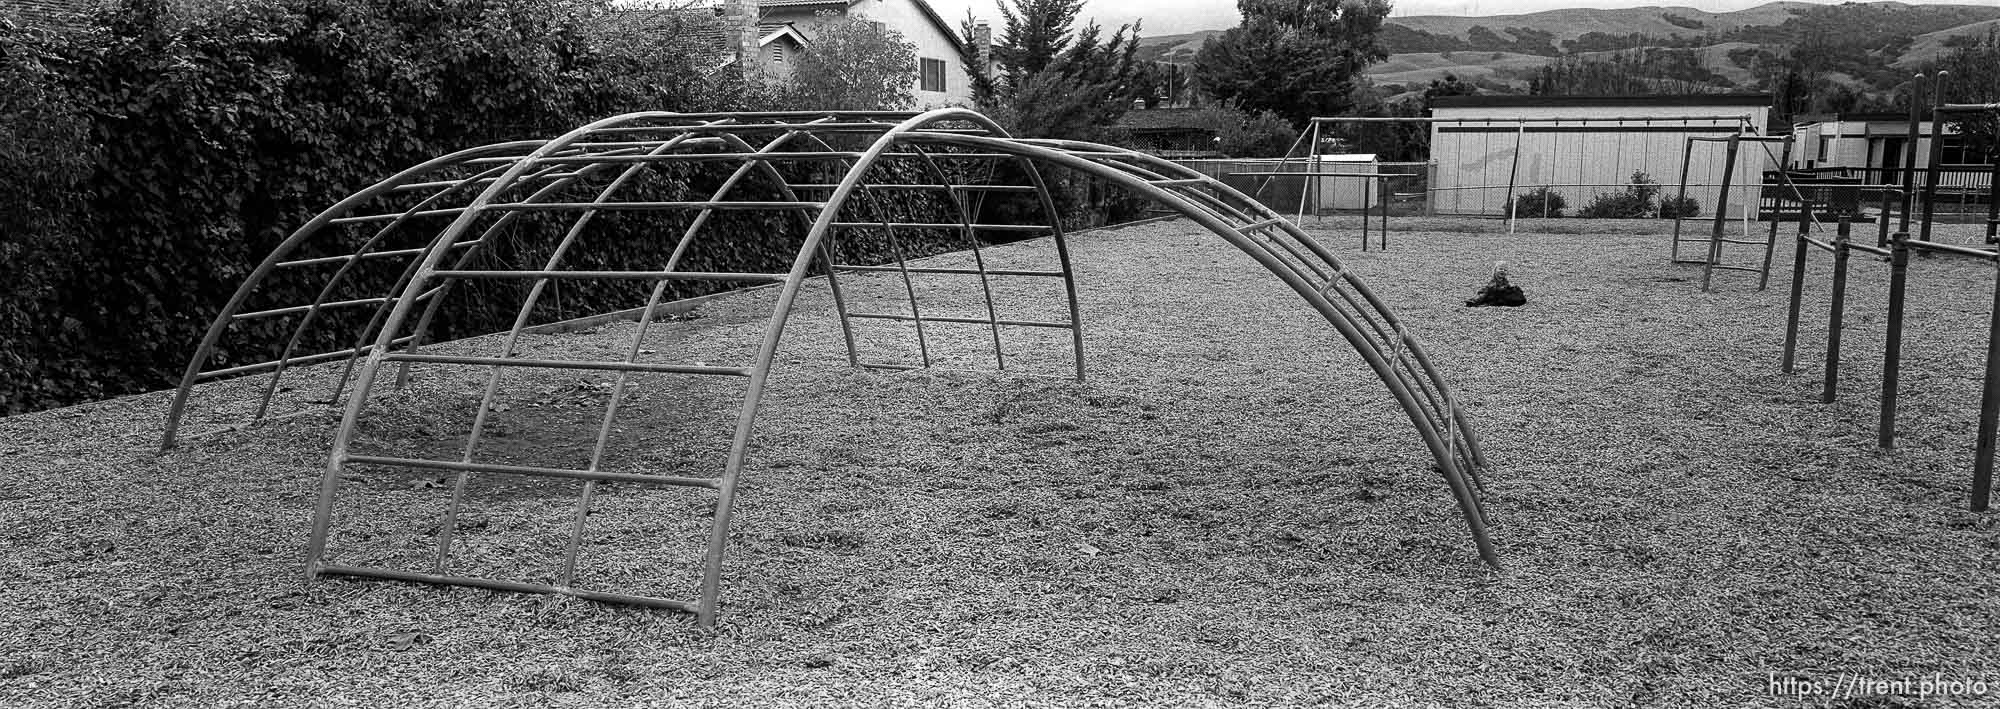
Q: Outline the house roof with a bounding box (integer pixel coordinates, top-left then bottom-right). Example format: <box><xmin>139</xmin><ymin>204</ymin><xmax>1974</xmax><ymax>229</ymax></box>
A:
<box><xmin>1431</xmin><ymin>94</ymin><xmax>1774</xmax><ymax>110</ymax></box>
<box><xmin>759</xmin><ymin>22</ymin><xmax>808</xmax><ymax>47</ymax></box>
<box><xmin>599</xmin><ymin>0</ymin><xmax>965</xmax><ymax>63</ymax></box>
<box><xmin>756</xmin><ymin>0</ymin><xmax>965</xmax><ymax>54</ymax></box>
<box><xmin>0</xmin><ymin>0</ymin><xmax>95</xmax><ymax>27</ymax></box>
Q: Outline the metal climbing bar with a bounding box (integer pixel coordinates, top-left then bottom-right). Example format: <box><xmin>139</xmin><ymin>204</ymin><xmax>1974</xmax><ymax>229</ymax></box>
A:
<box><xmin>166</xmin><ymin>109</ymin><xmax>1500</xmax><ymax>630</ymax></box>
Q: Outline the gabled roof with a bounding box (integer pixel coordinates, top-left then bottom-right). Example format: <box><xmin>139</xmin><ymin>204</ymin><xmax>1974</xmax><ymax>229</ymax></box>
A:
<box><xmin>759</xmin><ymin>22</ymin><xmax>808</xmax><ymax>47</ymax></box>
<box><xmin>756</xmin><ymin>0</ymin><xmax>965</xmax><ymax>54</ymax></box>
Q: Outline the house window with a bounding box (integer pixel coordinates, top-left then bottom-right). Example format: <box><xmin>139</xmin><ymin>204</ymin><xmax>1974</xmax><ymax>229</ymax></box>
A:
<box><xmin>770</xmin><ymin>46</ymin><xmax>784</xmax><ymax>64</ymax></box>
<box><xmin>920</xmin><ymin>58</ymin><xmax>946</xmax><ymax>92</ymax></box>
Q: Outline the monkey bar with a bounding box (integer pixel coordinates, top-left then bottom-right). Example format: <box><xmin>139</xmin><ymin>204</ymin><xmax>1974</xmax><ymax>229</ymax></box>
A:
<box><xmin>163</xmin><ymin>109</ymin><xmax>1496</xmax><ymax>625</ymax></box>
<box><xmin>1777</xmin><ymin>84</ymin><xmax>2000</xmax><ymax>512</ymax></box>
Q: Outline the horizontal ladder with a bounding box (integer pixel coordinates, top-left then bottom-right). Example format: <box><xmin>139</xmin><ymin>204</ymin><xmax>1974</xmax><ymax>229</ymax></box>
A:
<box><xmin>343</xmin><ymin>454</ymin><xmax>721</xmax><ymax>489</ymax></box>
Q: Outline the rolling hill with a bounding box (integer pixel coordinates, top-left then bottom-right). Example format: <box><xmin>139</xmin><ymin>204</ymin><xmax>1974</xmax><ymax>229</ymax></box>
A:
<box><xmin>1135</xmin><ymin>1</ymin><xmax>2000</xmax><ymax>96</ymax></box>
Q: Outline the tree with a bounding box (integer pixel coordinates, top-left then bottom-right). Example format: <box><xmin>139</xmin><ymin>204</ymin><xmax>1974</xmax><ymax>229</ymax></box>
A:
<box><xmin>785</xmin><ymin>20</ymin><xmax>918</xmax><ymax>110</ymax></box>
<box><xmin>1191</xmin><ymin>0</ymin><xmax>1392</xmax><ymax>127</ymax></box>
<box><xmin>1919</xmin><ymin>29</ymin><xmax>2000</xmax><ymax>161</ymax></box>
<box><xmin>958</xmin><ymin>0</ymin><xmax>1141</xmax><ymax>140</ymax></box>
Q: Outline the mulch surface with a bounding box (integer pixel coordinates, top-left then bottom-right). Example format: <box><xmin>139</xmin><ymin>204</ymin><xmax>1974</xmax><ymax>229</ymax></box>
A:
<box><xmin>3</xmin><ymin>216</ymin><xmax>1998</xmax><ymax>707</ymax></box>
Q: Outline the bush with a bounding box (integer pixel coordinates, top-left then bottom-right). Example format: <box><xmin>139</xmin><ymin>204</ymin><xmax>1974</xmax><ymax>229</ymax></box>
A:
<box><xmin>0</xmin><ymin>0</ymin><xmax>738</xmax><ymax>414</ymax></box>
<box><xmin>1658</xmin><ymin>194</ymin><xmax>1701</xmax><ymax>218</ymax></box>
<box><xmin>1579</xmin><ymin>171</ymin><xmax>1662</xmax><ymax>219</ymax></box>
<box><xmin>1173</xmin><ymin>105</ymin><xmax>1300</xmax><ymax>158</ymax></box>
<box><xmin>1514</xmin><ymin>187</ymin><xmax>1567</xmax><ymax>218</ymax></box>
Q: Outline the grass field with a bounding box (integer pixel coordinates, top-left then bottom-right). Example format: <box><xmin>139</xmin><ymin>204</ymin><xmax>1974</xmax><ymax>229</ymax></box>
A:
<box><xmin>4</xmin><ymin>216</ymin><xmax>1999</xmax><ymax>707</ymax></box>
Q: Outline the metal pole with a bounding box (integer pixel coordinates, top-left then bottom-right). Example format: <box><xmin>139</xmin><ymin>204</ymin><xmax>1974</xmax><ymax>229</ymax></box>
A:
<box><xmin>1424</xmin><ymin>156</ymin><xmax>1438</xmax><ymax>217</ymax></box>
<box><xmin>1504</xmin><ymin>120</ymin><xmax>1524</xmax><ymax>234</ymax></box>
<box><xmin>1703</xmin><ymin>136</ymin><xmax>1742</xmax><ymax>292</ymax></box>
<box><xmin>1379</xmin><ymin>176</ymin><xmax>1389</xmax><ymax>250</ymax></box>
<box><xmin>1882</xmin><ymin>230</ymin><xmax>1910</xmax><ymax>449</ymax></box>
<box><xmin>1782</xmin><ymin>195</ymin><xmax>1810</xmax><ymax>372</ymax></box>
<box><xmin>1920</xmin><ymin>72</ymin><xmax>1948</xmax><ymax>242</ymax></box>
<box><xmin>1309</xmin><ymin>121</ymin><xmax>1322</xmax><ymax>227</ymax></box>
<box><xmin>1671</xmin><ymin>136</ymin><xmax>1694</xmax><ymax>262</ymax></box>
<box><xmin>1974</xmin><ymin>257</ymin><xmax>2000</xmax><ymax>511</ymax></box>
<box><xmin>1878</xmin><ymin>186</ymin><xmax>1893</xmax><ymax>248</ymax></box>
<box><xmin>1985</xmin><ymin>151</ymin><xmax>1999</xmax><ymax>244</ymax></box>
<box><xmin>1824</xmin><ymin>216</ymin><xmax>1851</xmax><ymax>404</ymax></box>
<box><xmin>1762</xmin><ymin>179</ymin><xmax>1789</xmax><ymax>292</ymax></box>
<box><xmin>1899</xmin><ymin>74</ymin><xmax>1925</xmax><ymax>237</ymax></box>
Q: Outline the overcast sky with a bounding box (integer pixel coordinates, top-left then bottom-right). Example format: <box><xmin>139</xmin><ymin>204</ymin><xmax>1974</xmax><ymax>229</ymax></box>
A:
<box><xmin>927</xmin><ymin>0</ymin><xmax>1990</xmax><ymax>39</ymax></box>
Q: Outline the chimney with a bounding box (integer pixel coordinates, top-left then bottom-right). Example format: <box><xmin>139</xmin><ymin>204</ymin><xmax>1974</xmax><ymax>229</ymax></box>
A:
<box><xmin>722</xmin><ymin>0</ymin><xmax>761</xmax><ymax>78</ymax></box>
<box><xmin>973</xmin><ymin>20</ymin><xmax>992</xmax><ymax>72</ymax></box>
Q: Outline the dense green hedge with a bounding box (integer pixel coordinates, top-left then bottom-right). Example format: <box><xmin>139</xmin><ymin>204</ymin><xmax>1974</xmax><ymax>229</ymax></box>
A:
<box><xmin>0</xmin><ymin>0</ymin><xmax>1156</xmax><ymax>415</ymax></box>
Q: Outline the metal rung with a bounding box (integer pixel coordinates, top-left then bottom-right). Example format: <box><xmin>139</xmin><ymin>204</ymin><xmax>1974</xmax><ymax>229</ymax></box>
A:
<box><xmin>195</xmin><ymin>335</ymin><xmax>418</xmax><ymax>380</ymax></box>
<box><xmin>1149</xmin><ymin>178</ymin><xmax>1210</xmax><ymax>186</ymax></box>
<box><xmin>314</xmin><ymin>564</ymin><xmax>697</xmax><ymax>613</ymax></box>
<box><xmin>1680</xmin><ymin>237</ymin><xmax>1768</xmax><ymax>246</ymax></box>
<box><xmin>829</xmin><ymin>222</ymin><xmax>1050</xmax><ymax>232</ymax></box>
<box><xmin>484</xmin><ymin>201</ymin><xmax>824</xmax><ymax>212</ymax></box>
<box><xmin>387</xmin><ymin>172</ymin><xmax>589</xmax><ymax>193</ymax></box>
<box><xmin>790</xmin><ymin>183</ymin><xmax>1037</xmax><ymax>193</ymax></box>
<box><xmin>832</xmin><ymin>264</ymin><xmax>1066</xmax><ymax>277</ymax></box>
<box><xmin>234</xmin><ymin>296</ymin><xmax>390</xmax><ymax>321</ymax></box>
<box><xmin>902</xmin><ymin>152</ymin><xmax>1022</xmax><ymax>160</ymax></box>
<box><xmin>329</xmin><ymin>208</ymin><xmax>465</xmax><ymax>224</ymax></box>
<box><xmin>279</xmin><ymin>247</ymin><xmax>424</xmax><ymax>269</ymax></box>
<box><xmin>858</xmin><ymin>362</ymin><xmax>922</xmax><ymax>371</ymax></box>
<box><xmin>276</xmin><ymin>239</ymin><xmax>484</xmax><ymax>270</ymax></box>
<box><xmin>1709</xmin><ymin>265</ymin><xmax>1766</xmax><ymax>272</ymax></box>
<box><xmin>233</xmin><ymin>285</ymin><xmax>445</xmax><ymax>322</ymax></box>
<box><xmin>430</xmin><ymin>270</ymin><xmax>789</xmax><ymax>282</ymax></box>
<box><xmin>383</xmin><ymin>353</ymin><xmax>749</xmax><ymax>376</ymax></box>
<box><xmin>473</xmin><ymin>152</ymin><xmax>869</xmax><ymax>165</ymax></box>
<box><xmin>1239</xmin><ymin>218</ymin><xmax>1288</xmax><ymax>232</ymax></box>
<box><xmin>847</xmin><ymin>312</ymin><xmax>1070</xmax><ymax>328</ymax></box>
<box><xmin>343</xmin><ymin>454</ymin><xmax>722</xmax><ymax>489</ymax></box>
<box><xmin>1907</xmin><ymin>241</ymin><xmax>2000</xmax><ymax>260</ymax></box>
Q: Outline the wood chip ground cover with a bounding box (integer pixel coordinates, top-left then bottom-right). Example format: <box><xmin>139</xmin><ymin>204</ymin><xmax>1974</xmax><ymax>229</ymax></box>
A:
<box><xmin>3</xmin><ymin>217</ymin><xmax>1998</xmax><ymax>707</ymax></box>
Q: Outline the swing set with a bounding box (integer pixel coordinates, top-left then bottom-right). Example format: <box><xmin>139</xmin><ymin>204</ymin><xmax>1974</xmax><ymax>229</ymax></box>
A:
<box><xmin>1240</xmin><ymin>113</ymin><xmax>1762</xmax><ymax>245</ymax></box>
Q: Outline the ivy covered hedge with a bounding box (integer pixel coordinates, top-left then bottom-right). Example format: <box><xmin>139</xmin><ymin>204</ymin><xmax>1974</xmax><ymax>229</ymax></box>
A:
<box><xmin>1</xmin><ymin>0</ymin><xmax>1146</xmax><ymax>416</ymax></box>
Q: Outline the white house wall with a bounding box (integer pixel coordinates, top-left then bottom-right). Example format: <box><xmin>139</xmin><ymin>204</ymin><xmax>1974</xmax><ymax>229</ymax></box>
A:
<box><xmin>848</xmin><ymin>0</ymin><xmax>971</xmax><ymax>107</ymax></box>
<box><xmin>773</xmin><ymin>0</ymin><xmax>972</xmax><ymax>108</ymax></box>
<box><xmin>1429</xmin><ymin>103</ymin><xmax>1771</xmax><ymax>218</ymax></box>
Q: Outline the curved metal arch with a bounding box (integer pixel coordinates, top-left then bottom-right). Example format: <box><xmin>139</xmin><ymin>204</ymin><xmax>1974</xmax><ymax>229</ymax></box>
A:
<box><xmin>171</xmin><ymin>109</ymin><xmax>1494</xmax><ymax>627</ymax></box>
<box><xmin>806</xmin><ymin>111</ymin><xmax>1494</xmax><ymax>567</ymax></box>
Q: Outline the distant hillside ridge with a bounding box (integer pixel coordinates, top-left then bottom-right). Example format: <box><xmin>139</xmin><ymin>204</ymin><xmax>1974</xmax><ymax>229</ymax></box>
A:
<box><xmin>1134</xmin><ymin>1</ymin><xmax>2000</xmax><ymax>97</ymax></box>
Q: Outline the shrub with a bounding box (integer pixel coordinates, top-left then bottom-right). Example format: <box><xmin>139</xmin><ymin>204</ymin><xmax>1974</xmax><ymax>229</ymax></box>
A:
<box><xmin>1658</xmin><ymin>194</ymin><xmax>1701</xmax><ymax>218</ymax></box>
<box><xmin>1514</xmin><ymin>187</ymin><xmax>1567</xmax><ymax>218</ymax></box>
<box><xmin>1579</xmin><ymin>171</ymin><xmax>1662</xmax><ymax>219</ymax></box>
<box><xmin>1177</xmin><ymin>105</ymin><xmax>1300</xmax><ymax>158</ymax></box>
<box><xmin>0</xmin><ymin>0</ymin><xmax>732</xmax><ymax>414</ymax></box>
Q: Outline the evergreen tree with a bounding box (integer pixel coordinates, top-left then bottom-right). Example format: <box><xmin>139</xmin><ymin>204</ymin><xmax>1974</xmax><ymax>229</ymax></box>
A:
<box><xmin>1191</xmin><ymin>0</ymin><xmax>1392</xmax><ymax>127</ymax></box>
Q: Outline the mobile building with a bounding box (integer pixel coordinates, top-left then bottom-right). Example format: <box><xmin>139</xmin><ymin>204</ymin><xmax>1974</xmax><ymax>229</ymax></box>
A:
<box><xmin>1786</xmin><ymin>112</ymin><xmax>1994</xmax><ymax>195</ymax></box>
<box><xmin>1427</xmin><ymin>94</ymin><xmax>1774</xmax><ymax>218</ymax></box>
